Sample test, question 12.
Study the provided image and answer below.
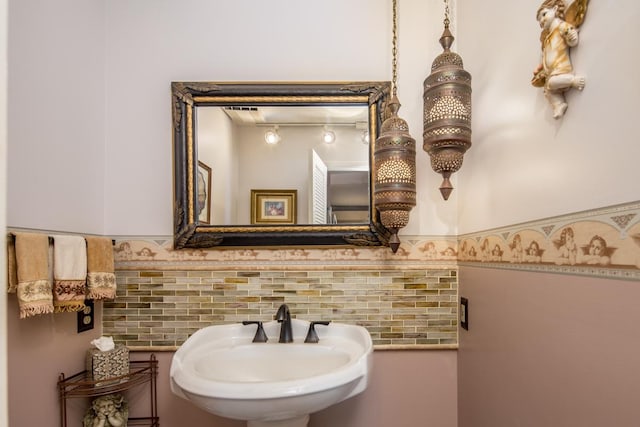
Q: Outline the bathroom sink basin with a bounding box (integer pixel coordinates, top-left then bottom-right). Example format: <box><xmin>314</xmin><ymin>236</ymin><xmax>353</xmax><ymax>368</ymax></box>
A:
<box><xmin>170</xmin><ymin>317</ymin><xmax>373</xmax><ymax>427</ymax></box>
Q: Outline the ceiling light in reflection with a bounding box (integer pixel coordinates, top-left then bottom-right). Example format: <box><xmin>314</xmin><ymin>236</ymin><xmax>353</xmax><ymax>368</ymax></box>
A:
<box><xmin>264</xmin><ymin>126</ymin><xmax>280</xmax><ymax>145</ymax></box>
<box><xmin>322</xmin><ymin>127</ymin><xmax>336</xmax><ymax>144</ymax></box>
<box><xmin>361</xmin><ymin>130</ymin><xmax>370</xmax><ymax>144</ymax></box>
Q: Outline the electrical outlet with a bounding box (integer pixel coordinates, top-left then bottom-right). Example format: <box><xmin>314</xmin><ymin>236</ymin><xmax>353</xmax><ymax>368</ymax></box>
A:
<box><xmin>77</xmin><ymin>299</ymin><xmax>95</xmax><ymax>333</ymax></box>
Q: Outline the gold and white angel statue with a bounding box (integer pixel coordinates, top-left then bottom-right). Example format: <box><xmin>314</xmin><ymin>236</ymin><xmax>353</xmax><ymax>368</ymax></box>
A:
<box><xmin>531</xmin><ymin>0</ymin><xmax>589</xmax><ymax>119</ymax></box>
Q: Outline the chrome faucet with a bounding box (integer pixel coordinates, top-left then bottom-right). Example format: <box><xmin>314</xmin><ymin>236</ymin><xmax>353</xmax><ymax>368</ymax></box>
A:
<box><xmin>275</xmin><ymin>304</ymin><xmax>293</xmax><ymax>343</ymax></box>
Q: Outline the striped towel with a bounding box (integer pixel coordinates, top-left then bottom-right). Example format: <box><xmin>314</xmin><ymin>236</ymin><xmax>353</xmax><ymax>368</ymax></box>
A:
<box><xmin>52</xmin><ymin>235</ymin><xmax>87</xmax><ymax>312</ymax></box>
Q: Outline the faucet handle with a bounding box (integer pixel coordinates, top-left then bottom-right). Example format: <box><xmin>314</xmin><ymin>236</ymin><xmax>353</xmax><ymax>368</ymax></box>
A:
<box><xmin>304</xmin><ymin>321</ymin><xmax>331</xmax><ymax>343</ymax></box>
<box><xmin>242</xmin><ymin>321</ymin><xmax>268</xmax><ymax>343</ymax></box>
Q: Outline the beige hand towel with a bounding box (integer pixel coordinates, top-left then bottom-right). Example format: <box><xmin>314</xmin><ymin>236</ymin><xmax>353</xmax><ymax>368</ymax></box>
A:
<box><xmin>10</xmin><ymin>232</ymin><xmax>54</xmax><ymax>318</ymax></box>
<box><xmin>52</xmin><ymin>235</ymin><xmax>87</xmax><ymax>312</ymax></box>
<box><xmin>85</xmin><ymin>236</ymin><xmax>116</xmax><ymax>299</ymax></box>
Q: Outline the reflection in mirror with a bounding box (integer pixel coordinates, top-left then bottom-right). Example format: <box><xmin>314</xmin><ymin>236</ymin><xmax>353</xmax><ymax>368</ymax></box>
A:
<box><xmin>172</xmin><ymin>82</ymin><xmax>393</xmax><ymax>249</ymax></box>
<box><xmin>197</xmin><ymin>105</ymin><xmax>370</xmax><ymax>226</ymax></box>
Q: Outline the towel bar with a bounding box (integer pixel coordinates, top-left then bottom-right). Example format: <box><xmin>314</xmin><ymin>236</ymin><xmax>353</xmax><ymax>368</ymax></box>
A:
<box><xmin>7</xmin><ymin>232</ymin><xmax>116</xmax><ymax>246</ymax></box>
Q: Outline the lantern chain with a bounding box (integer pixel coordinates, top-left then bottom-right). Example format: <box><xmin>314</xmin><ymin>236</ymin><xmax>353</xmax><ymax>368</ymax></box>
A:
<box><xmin>443</xmin><ymin>0</ymin><xmax>450</xmax><ymax>28</ymax></box>
<box><xmin>391</xmin><ymin>0</ymin><xmax>398</xmax><ymax>97</ymax></box>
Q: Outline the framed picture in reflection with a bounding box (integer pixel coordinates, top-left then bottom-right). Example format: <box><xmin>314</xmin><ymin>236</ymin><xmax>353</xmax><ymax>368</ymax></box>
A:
<box><xmin>197</xmin><ymin>161</ymin><xmax>212</xmax><ymax>224</ymax></box>
<box><xmin>251</xmin><ymin>189</ymin><xmax>297</xmax><ymax>224</ymax></box>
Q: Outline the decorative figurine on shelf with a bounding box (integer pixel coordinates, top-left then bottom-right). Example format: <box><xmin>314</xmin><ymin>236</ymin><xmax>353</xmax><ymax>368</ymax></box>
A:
<box><xmin>83</xmin><ymin>393</ymin><xmax>128</xmax><ymax>427</ymax></box>
<box><xmin>531</xmin><ymin>0</ymin><xmax>589</xmax><ymax>119</ymax></box>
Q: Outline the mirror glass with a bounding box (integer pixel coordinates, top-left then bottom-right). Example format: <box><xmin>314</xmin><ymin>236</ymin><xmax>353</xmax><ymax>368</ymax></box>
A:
<box><xmin>172</xmin><ymin>82</ymin><xmax>392</xmax><ymax>248</ymax></box>
<box><xmin>197</xmin><ymin>105</ymin><xmax>370</xmax><ymax>226</ymax></box>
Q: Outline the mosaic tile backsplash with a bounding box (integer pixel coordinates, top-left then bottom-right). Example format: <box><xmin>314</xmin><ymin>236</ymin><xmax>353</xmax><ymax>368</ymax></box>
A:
<box><xmin>103</xmin><ymin>268</ymin><xmax>458</xmax><ymax>349</ymax></box>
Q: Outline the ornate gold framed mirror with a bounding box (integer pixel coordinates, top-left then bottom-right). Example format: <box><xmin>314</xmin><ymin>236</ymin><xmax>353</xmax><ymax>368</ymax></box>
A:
<box><xmin>172</xmin><ymin>81</ymin><xmax>392</xmax><ymax>248</ymax></box>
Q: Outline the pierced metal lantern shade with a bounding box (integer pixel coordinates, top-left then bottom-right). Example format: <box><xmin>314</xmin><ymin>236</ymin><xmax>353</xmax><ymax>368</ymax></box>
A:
<box><xmin>374</xmin><ymin>95</ymin><xmax>417</xmax><ymax>253</ymax></box>
<box><xmin>423</xmin><ymin>25</ymin><xmax>472</xmax><ymax>200</ymax></box>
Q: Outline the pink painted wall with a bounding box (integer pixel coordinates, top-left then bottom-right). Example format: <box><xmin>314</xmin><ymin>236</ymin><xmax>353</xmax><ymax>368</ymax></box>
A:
<box><xmin>7</xmin><ymin>298</ymin><xmax>456</xmax><ymax>427</ymax></box>
<box><xmin>140</xmin><ymin>350</ymin><xmax>457</xmax><ymax>427</ymax></box>
<box><xmin>7</xmin><ymin>294</ymin><xmax>103</xmax><ymax>426</ymax></box>
<box><xmin>458</xmin><ymin>266</ymin><xmax>640</xmax><ymax>426</ymax></box>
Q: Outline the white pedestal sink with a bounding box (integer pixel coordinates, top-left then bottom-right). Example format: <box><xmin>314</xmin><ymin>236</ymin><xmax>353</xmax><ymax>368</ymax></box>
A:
<box><xmin>170</xmin><ymin>316</ymin><xmax>373</xmax><ymax>427</ymax></box>
<box><xmin>248</xmin><ymin>416</ymin><xmax>309</xmax><ymax>427</ymax></box>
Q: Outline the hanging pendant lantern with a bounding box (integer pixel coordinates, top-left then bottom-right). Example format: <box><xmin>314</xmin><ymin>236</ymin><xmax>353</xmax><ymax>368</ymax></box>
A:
<box><xmin>374</xmin><ymin>95</ymin><xmax>417</xmax><ymax>253</ymax></box>
<box><xmin>374</xmin><ymin>0</ymin><xmax>416</xmax><ymax>254</ymax></box>
<box><xmin>423</xmin><ymin>1</ymin><xmax>472</xmax><ymax>201</ymax></box>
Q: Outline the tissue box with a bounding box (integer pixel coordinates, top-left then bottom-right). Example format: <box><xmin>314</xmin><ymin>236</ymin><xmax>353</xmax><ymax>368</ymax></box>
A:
<box><xmin>86</xmin><ymin>344</ymin><xmax>129</xmax><ymax>385</ymax></box>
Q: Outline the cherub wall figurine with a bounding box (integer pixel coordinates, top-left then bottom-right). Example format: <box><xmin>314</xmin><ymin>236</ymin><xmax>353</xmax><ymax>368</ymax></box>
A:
<box><xmin>83</xmin><ymin>394</ymin><xmax>128</xmax><ymax>427</ymax></box>
<box><xmin>532</xmin><ymin>0</ymin><xmax>589</xmax><ymax>119</ymax></box>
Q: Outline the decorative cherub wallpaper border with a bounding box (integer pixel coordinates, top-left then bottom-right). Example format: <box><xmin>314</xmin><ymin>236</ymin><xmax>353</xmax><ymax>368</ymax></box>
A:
<box><xmin>458</xmin><ymin>201</ymin><xmax>640</xmax><ymax>281</ymax></box>
<box><xmin>112</xmin><ymin>202</ymin><xmax>639</xmax><ymax>281</ymax></box>
<box><xmin>112</xmin><ymin>237</ymin><xmax>459</xmax><ymax>270</ymax></box>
